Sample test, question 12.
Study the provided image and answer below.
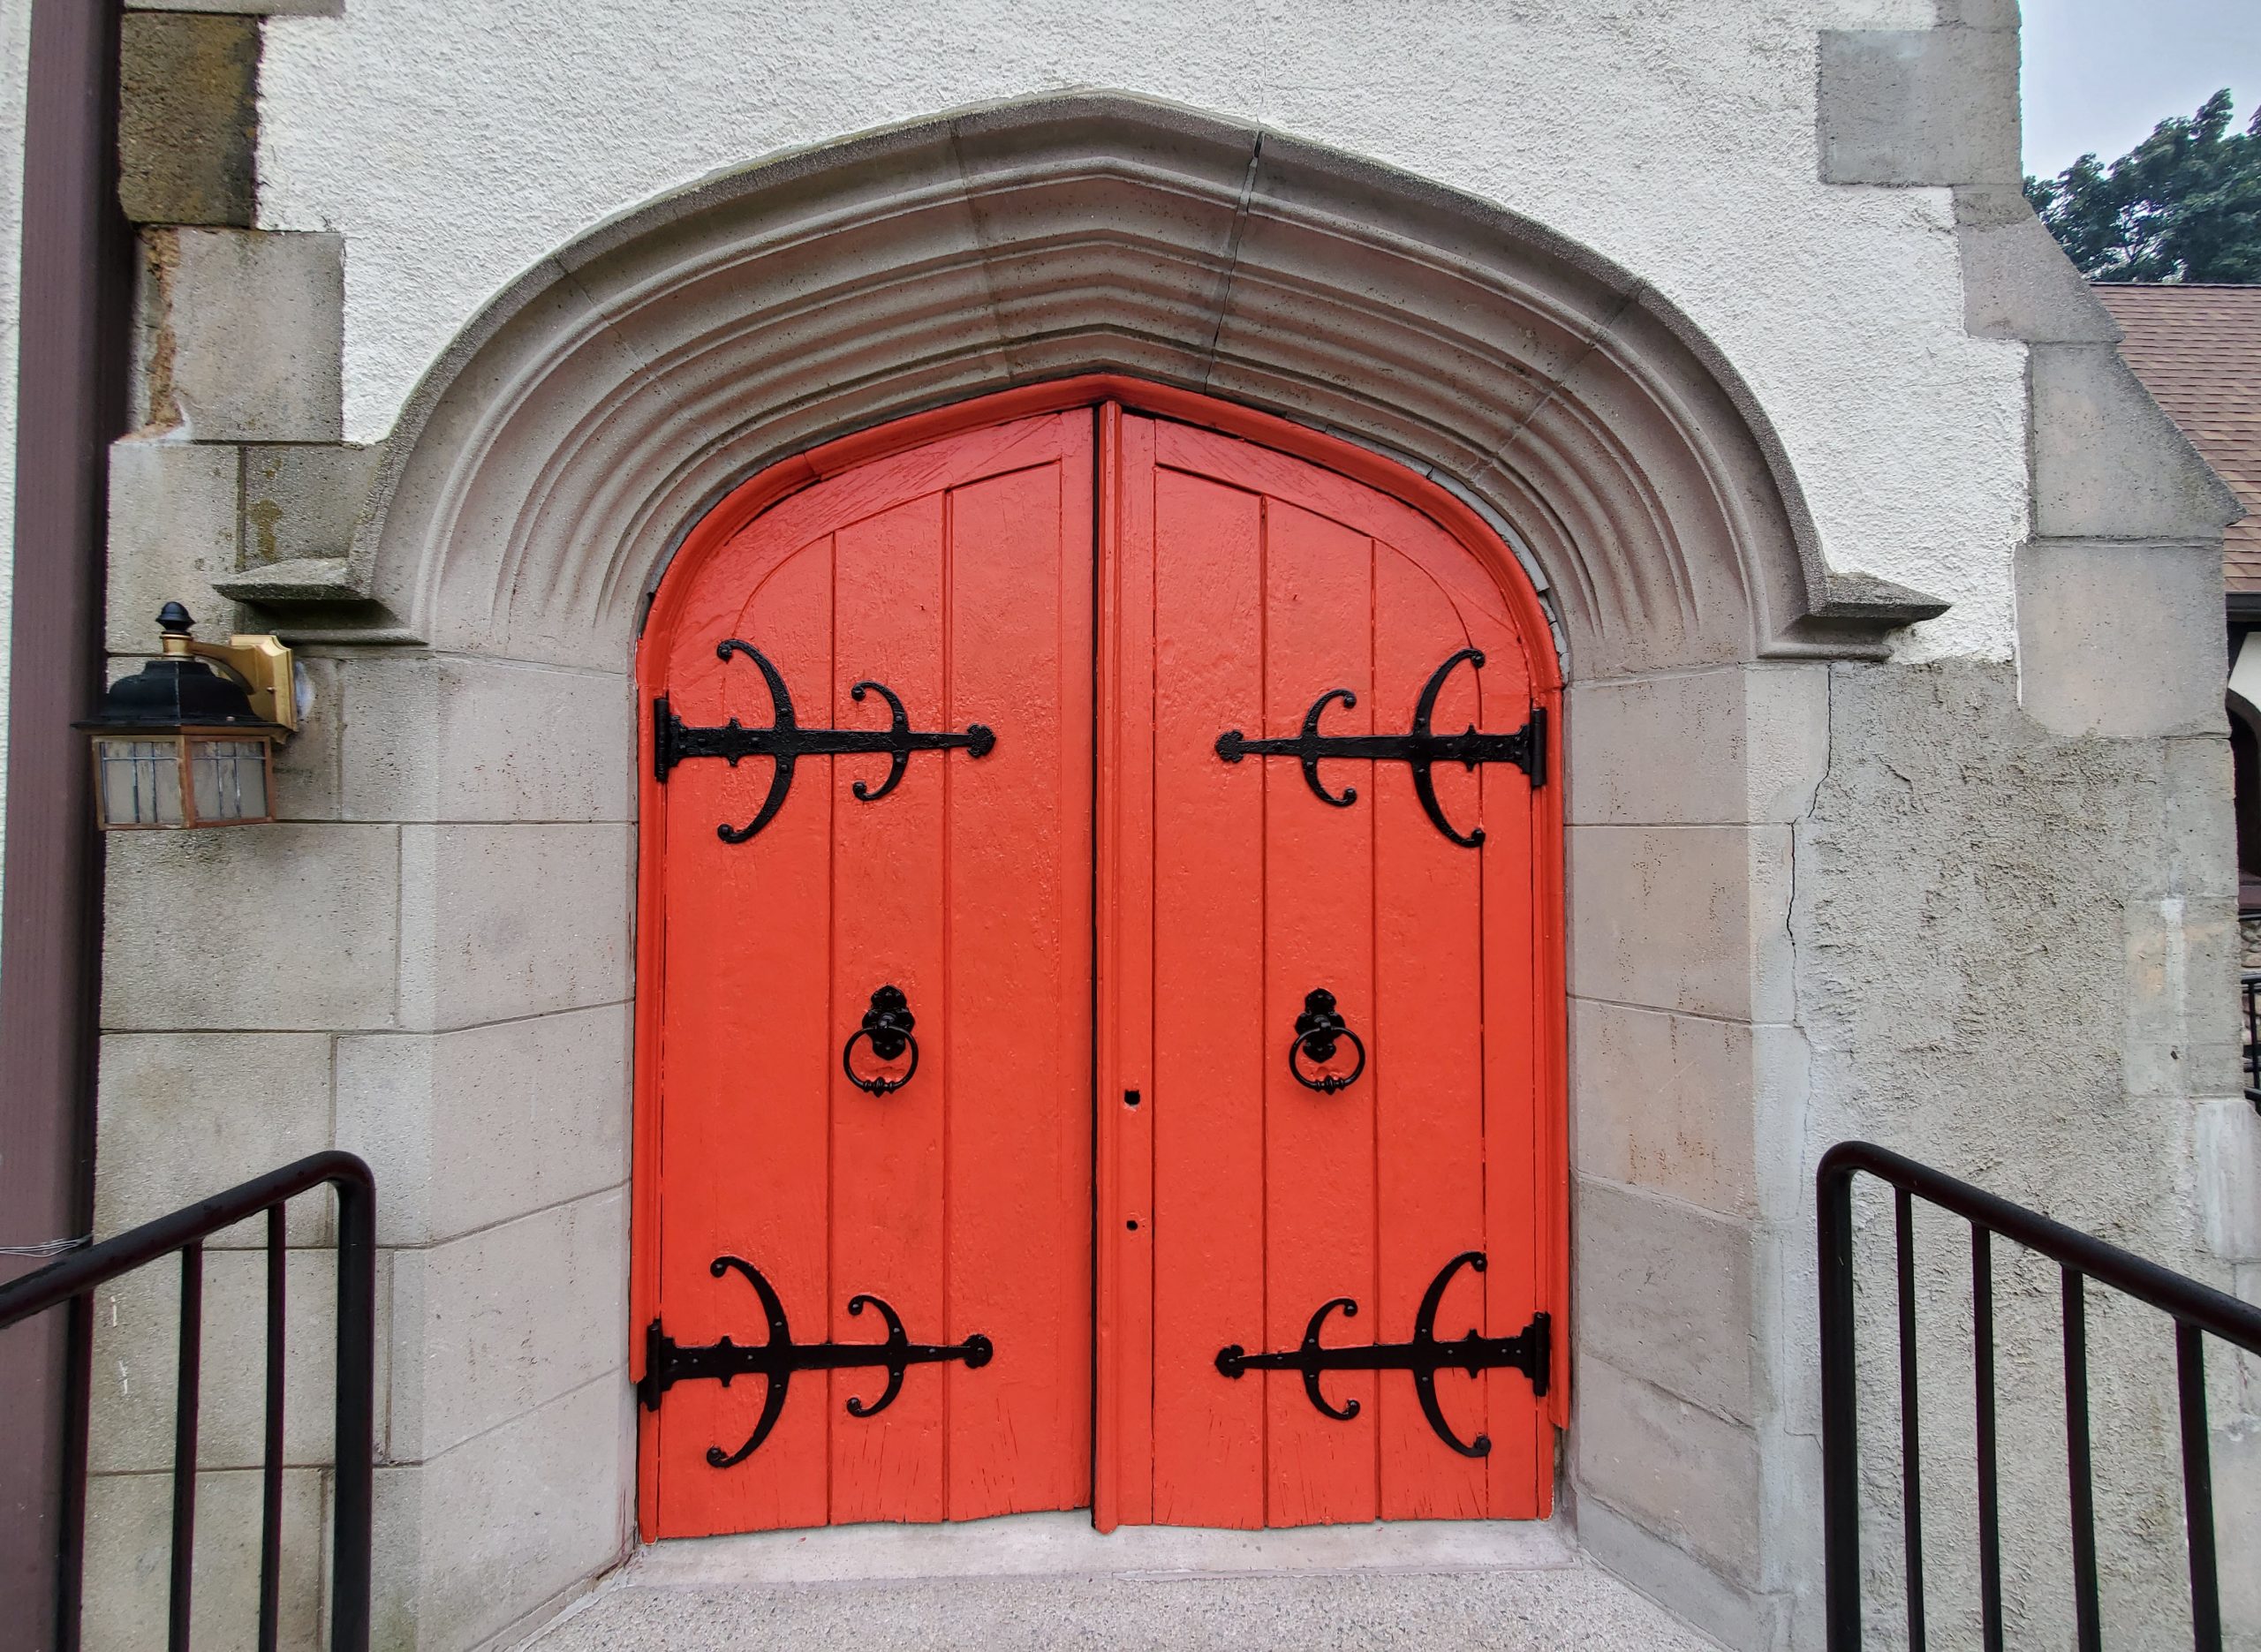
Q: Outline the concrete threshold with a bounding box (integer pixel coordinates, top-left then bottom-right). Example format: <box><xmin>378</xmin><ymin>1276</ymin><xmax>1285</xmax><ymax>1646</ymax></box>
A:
<box><xmin>622</xmin><ymin>1510</ymin><xmax>1582</xmax><ymax>1585</ymax></box>
<box><xmin>521</xmin><ymin>1513</ymin><xmax>1725</xmax><ymax>1650</ymax></box>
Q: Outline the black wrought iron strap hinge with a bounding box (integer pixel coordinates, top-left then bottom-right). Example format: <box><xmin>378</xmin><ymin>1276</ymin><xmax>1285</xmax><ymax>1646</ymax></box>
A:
<box><xmin>653</xmin><ymin>639</ymin><xmax>994</xmax><ymax>842</ymax></box>
<box><xmin>1215</xmin><ymin>1250</ymin><xmax>1548</xmax><ymax>1458</ymax></box>
<box><xmin>639</xmin><ymin>1255</ymin><xmax>991</xmax><ymax>1467</ymax></box>
<box><xmin>1216</xmin><ymin>648</ymin><xmax>1545</xmax><ymax>849</ymax></box>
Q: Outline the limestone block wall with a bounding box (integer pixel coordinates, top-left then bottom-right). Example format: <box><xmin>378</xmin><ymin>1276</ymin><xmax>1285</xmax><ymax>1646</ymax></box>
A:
<box><xmin>89</xmin><ymin>7</ymin><xmax>633</xmax><ymax>1648</ymax></box>
<box><xmin>90</xmin><ymin>664</ymin><xmax>640</xmax><ymax>1650</ymax></box>
<box><xmin>1563</xmin><ymin>664</ymin><xmax>1831</xmax><ymax>1649</ymax></box>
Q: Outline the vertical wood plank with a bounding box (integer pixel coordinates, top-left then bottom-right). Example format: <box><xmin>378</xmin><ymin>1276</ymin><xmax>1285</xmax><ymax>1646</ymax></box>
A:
<box><xmin>656</xmin><ymin>535</ymin><xmax>836</xmax><ymax>1536</ymax></box>
<box><xmin>1096</xmin><ymin>405</ymin><xmax>1158</xmax><ymax>1529</ymax></box>
<box><xmin>1371</xmin><ymin>547</ymin><xmax>1488</xmax><ymax>1518</ymax></box>
<box><xmin>944</xmin><ymin>431</ymin><xmax>1095</xmax><ymax>1518</ymax></box>
<box><xmin>828</xmin><ymin>495</ymin><xmax>948</xmax><ymax>1524</ymax></box>
<box><xmin>1260</xmin><ymin>502</ymin><xmax>1379</xmax><ymax>1527</ymax></box>
<box><xmin>1150</xmin><ymin>464</ymin><xmax>1267</xmax><ymax>1528</ymax></box>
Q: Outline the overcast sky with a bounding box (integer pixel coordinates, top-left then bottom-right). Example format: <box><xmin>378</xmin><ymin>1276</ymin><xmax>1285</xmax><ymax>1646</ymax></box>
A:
<box><xmin>2023</xmin><ymin>0</ymin><xmax>2261</xmax><ymax>181</ymax></box>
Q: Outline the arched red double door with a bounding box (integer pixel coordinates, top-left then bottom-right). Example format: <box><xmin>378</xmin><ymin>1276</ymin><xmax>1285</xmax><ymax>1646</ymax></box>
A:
<box><xmin>632</xmin><ymin>385</ymin><xmax>1564</xmax><ymax>1540</ymax></box>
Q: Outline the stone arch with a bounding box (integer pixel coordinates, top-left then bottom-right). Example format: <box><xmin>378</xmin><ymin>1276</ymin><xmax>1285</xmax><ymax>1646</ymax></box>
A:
<box><xmin>299</xmin><ymin>92</ymin><xmax>1938</xmax><ymax>676</ymax></box>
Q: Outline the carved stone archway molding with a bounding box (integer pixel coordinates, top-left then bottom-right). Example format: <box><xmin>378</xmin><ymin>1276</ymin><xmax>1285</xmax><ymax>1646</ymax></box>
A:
<box><xmin>221</xmin><ymin>92</ymin><xmax>1941</xmax><ymax>675</ymax></box>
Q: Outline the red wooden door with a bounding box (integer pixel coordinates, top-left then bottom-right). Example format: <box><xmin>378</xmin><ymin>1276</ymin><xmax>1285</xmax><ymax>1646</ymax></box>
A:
<box><xmin>1096</xmin><ymin>411</ymin><xmax>1560</xmax><ymax>1528</ymax></box>
<box><xmin>636</xmin><ymin>387</ymin><xmax>1561</xmax><ymax>1540</ymax></box>
<box><xmin>638</xmin><ymin>411</ymin><xmax>1094</xmax><ymax>1537</ymax></box>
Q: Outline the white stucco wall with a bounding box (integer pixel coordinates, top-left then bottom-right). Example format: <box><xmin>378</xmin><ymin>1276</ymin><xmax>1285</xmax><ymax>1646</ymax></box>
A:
<box><xmin>254</xmin><ymin>0</ymin><xmax>2023</xmax><ymax>664</ymax></box>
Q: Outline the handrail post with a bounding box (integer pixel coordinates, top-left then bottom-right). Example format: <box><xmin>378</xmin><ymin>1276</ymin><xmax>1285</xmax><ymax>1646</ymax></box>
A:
<box><xmin>330</xmin><ymin>1164</ymin><xmax>376</xmax><ymax>1652</ymax></box>
<box><xmin>1814</xmin><ymin>1140</ymin><xmax>2261</xmax><ymax>1652</ymax></box>
<box><xmin>1818</xmin><ymin>1150</ymin><xmax>1862</xmax><ymax>1651</ymax></box>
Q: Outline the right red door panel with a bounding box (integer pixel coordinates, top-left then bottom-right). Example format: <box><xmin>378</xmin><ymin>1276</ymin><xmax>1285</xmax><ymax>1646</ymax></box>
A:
<box><xmin>1105</xmin><ymin>412</ymin><xmax>1557</xmax><ymax>1528</ymax></box>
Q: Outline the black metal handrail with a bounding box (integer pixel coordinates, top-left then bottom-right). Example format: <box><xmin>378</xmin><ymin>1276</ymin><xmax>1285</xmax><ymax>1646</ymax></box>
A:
<box><xmin>1819</xmin><ymin>1140</ymin><xmax>2261</xmax><ymax>1652</ymax></box>
<box><xmin>0</xmin><ymin>1151</ymin><xmax>374</xmax><ymax>1652</ymax></box>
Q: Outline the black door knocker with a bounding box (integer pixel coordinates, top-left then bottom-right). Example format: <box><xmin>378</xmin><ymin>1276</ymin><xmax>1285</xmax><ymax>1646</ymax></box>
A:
<box><xmin>843</xmin><ymin>984</ymin><xmax>919</xmax><ymax>1095</ymax></box>
<box><xmin>1289</xmin><ymin>988</ymin><xmax>1366</xmax><ymax>1094</ymax></box>
<box><xmin>1214</xmin><ymin>1251</ymin><xmax>1549</xmax><ymax>1459</ymax></box>
<box><xmin>637</xmin><ymin>1256</ymin><xmax>993</xmax><ymax>1467</ymax></box>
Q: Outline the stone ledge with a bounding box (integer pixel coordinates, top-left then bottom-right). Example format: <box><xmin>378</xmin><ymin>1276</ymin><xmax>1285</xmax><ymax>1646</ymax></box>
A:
<box><xmin>1765</xmin><ymin>572</ymin><xmax>1950</xmax><ymax>660</ymax></box>
<box><xmin>524</xmin><ymin>1539</ymin><xmax>1718</xmax><ymax>1652</ymax></box>
<box><xmin>214</xmin><ymin>552</ymin><xmax>366</xmax><ymax>602</ymax></box>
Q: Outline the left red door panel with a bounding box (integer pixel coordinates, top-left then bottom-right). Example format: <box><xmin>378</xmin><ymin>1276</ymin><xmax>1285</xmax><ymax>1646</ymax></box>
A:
<box><xmin>637</xmin><ymin>411</ymin><xmax>1095</xmax><ymax>1537</ymax></box>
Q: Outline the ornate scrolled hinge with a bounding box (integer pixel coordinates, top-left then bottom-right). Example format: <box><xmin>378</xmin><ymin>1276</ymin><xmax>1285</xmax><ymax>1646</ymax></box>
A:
<box><xmin>1215</xmin><ymin>648</ymin><xmax>1544</xmax><ymax>848</ymax></box>
<box><xmin>1215</xmin><ymin>1250</ymin><xmax>1548</xmax><ymax>1458</ymax></box>
<box><xmin>654</xmin><ymin>640</ymin><xmax>994</xmax><ymax>842</ymax></box>
<box><xmin>639</xmin><ymin>1255</ymin><xmax>991</xmax><ymax>1467</ymax></box>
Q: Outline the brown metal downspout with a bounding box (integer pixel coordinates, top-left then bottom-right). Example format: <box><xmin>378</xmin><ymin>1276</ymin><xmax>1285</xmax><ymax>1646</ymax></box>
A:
<box><xmin>0</xmin><ymin>2</ymin><xmax>132</xmax><ymax>1648</ymax></box>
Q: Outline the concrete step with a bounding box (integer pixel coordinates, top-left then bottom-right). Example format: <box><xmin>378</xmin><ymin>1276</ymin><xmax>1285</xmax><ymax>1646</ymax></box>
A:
<box><xmin>521</xmin><ymin>1514</ymin><xmax>1720</xmax><ymax>1651</ymax></box>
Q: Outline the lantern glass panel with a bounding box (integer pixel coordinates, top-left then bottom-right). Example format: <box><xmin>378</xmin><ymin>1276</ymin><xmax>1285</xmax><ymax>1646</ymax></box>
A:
<box><xmin>186</xmin><ymin>735</ymin><xmax>272</xmax><ymax>824</ymax></box>
<box><xmin>93</xmin><ymin>735</ymin><xmax>186</xmax><ymax>827</ymax></box>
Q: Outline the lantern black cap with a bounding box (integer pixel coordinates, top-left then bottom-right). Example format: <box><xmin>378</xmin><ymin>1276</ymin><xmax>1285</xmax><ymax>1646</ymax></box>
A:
<box><xmin>75</xmin><ymin>606</ymin><xmax>279</xmax><ymax>733</ymax></box>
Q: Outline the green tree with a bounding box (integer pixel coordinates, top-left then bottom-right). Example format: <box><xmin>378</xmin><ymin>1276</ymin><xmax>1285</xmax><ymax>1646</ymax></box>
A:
<box><xmin>2026</xmin><ymin>89</ymin><xmax>2261</xmax><ymax>283</ymax></box>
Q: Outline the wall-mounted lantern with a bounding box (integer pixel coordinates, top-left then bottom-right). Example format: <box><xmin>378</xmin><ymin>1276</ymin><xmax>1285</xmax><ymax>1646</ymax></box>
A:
<box><xmin>79</xmin><ymin>603</ymin><xmax>298</xmax><ymax>830</ymax></box>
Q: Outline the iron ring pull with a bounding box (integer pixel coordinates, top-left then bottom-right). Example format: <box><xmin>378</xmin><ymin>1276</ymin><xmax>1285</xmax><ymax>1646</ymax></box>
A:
<box><xmin>1289</xmin><ymin>988</ymin><xmax>1367</xmax><ymax>1094</ymax></box>
<box><xmin>843</xmin><ymin>984</ymin><xmax>919</xmax><ymax>1096</ymax></box>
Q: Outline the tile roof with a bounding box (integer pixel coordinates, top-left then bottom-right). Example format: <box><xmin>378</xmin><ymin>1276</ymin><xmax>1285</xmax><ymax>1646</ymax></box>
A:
<box><xmin>2091</xmin><ymin>283</ymin><xmax>2261</xmax><ymax>596</ymax></box>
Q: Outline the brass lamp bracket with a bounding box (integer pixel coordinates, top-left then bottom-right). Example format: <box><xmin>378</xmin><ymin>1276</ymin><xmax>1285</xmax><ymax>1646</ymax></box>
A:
<box><xmin>157</xmin><ymin>605</ymin><xmax>298</xmax><ymax>733</ymax></box>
